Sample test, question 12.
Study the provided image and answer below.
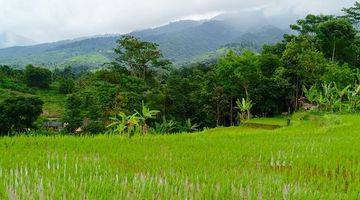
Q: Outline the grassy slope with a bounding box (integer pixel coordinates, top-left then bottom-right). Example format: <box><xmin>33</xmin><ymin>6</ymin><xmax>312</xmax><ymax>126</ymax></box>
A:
<box><xmin>0</xmin><ymin>114</ymin><xmax>359</xmax><ymax>199</ymax></box>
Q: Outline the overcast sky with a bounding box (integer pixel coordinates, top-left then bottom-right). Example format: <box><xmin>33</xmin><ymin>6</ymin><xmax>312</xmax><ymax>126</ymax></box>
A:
<box><xmin>0</xmin><ymin>0</ymin><xmax>357</xmax><ymax>43</ymax></box>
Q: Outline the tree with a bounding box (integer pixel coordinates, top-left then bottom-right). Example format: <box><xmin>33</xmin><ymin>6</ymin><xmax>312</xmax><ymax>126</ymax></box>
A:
<box><xmin>0</xmin><ymin>96</ymin><xmax>43</xmax><ymax>134</ymax></box>
<box><xmin>322</xmin><ymin>63</ymin><xmax>357</xmax><ymax>87</ymax></box>
<box><xmin>112</xmin><ymin>35</ymin><xmax>171</xmax><ymax>80</ymax></box>
<box><xmin>316</xmin><ymin>18</ymin><xmax>357</xmax><ymax>62</ymax></box>
<box><xmin>281</xmin><ymin>36</ymin><xmax>327</xmax><ymax>110</ymax></box>
<box><xmin>234</xmin><ymin>50</ymin><xmax>261</xmax><ymax>99</ymax></box>
<box><xmin>290</xmin><ymin>14</ymin><xmax>335</xmax><ymax>35</ymax></box>
<box><xmin>216</xmin><ymin>51</ymin><xmax>245</xmax><ymax>126</ymax></box>
<box><xmin>24</xmin><ymin>65</ymin><xmax>52</xmax><ymax>89</ymax></box>
<box><xmin>343</xmin><ymin>1</ymin><xmax>360</xmax><ymax>23</ymax></box>
<box><xmin>58</xmin><ymin>78</ymin><xmax>75</xmax><ymax>94</ymax></box>
<box><xmin>63</xmin><ymin>94</ymin><xmax>88</xmax><ymax>133</ymax></box>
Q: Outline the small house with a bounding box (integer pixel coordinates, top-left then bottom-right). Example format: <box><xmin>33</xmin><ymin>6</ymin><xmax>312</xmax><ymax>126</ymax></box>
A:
<box><xmin>43</xmin><ymin>121</ymin><xmax>64</xmax><ymax>131</ymax></box>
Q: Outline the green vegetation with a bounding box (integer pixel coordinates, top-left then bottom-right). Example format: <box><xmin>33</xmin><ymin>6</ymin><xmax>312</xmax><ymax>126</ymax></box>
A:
<box><xmin>24</xmin><ymin>65</ymin><xmax>52</xmax><ymax>89</ymax></box>
<box><xmin>0</xmin><ymin>114</ymin><xmax>359</xmax><ymax>198</ymax></box>
<box><xmin>0</xmin><ymin>2</ymin><xmax>359</xmax><ymax>199</ymax></box>
<box><xmin>0</xmin><ymin>96</ymin><xmax>43</xmax><ymax>134</ymax></box>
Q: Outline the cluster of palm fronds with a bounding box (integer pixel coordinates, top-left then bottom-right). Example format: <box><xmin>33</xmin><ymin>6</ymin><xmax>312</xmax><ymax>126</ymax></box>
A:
<box><xmin>236</xmin><ymin>98</ymin><xmax>253</xmax><ymax>122</ymax></box>
<box><xmin>107</xmin><ymin>102</ymin><xmax>159</xmax><ymax>137</ymax></box>
<box><xmin>107</xmin><ymin>102</ymin><xmax>199</xmax><ymax>136</ymax></box>
<box><xmin>303</xmin><ymin>82</ymin><xmax>360</xmax><ymax>112</ymax></box>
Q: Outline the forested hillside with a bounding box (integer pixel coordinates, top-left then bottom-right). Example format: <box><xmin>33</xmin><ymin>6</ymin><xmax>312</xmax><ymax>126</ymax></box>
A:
<box><xmin>0</xmin><ymin>10</ymin><xmax>290</xmax><ymax>70</ymax></box>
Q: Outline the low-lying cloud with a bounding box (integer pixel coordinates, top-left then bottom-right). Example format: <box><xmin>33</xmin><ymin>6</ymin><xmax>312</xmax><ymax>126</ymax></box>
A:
<box><xmin>0</xmin><ymin>0</ymin><xmax>357</xmax><ymax>42</ymax></box>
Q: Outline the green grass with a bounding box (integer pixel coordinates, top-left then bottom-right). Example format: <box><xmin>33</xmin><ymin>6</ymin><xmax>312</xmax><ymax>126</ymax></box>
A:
<box><xmin>35</xmin><ymin>87</ymin><xmax>67</xmax><ymax>119</ymax></box>
<box><xmin>248</xmin><ymin>116</ymin><xmax>288</xmax><ymax>126</ymax></box>
<box><xmin>0</xmin><ymin>114</ymin><xmax>360</xmax><ymax>199</ymax></box>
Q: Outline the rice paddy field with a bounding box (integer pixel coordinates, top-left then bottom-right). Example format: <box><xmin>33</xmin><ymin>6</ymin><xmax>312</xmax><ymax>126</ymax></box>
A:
<box><xmin>0</xmin><ymin>113</ymin><xmax>359</xmax><ymax>199</ymax></box>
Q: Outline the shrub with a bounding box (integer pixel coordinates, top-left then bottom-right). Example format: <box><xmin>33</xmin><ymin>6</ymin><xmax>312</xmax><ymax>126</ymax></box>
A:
<box><xmin>83</xmin><ymin>121</ymin><xmax>105</xmax><ymax>134</ymax></box>
<box><xmin>58</xmin><ymin>78</ymin><xmax>75</xmax><ymax>94</ymax></box>
<box><xmin>24</xmin><ymin>65</ymin><xmax>52</xmax><ymax>89</ymax></box>
<box><xmin>0</xmin><ymin>96</ymin><xmax>43</xmax><ymax>135</ymax></box>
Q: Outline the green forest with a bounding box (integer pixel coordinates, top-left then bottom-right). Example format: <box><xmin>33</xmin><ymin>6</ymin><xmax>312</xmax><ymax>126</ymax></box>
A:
<box><xmin>0</xmin><ymin>2</ymin><xmax>360</xmax><ymax>199</ymax></box>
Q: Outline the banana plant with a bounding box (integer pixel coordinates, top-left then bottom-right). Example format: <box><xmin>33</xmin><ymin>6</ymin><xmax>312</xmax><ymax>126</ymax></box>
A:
<box><xmin>136</xmin><ymin>101</ymin><xmax>160</xmax><ymax>135</ymax></box>
<box><xmin>107</xmin><ymin>112</ymin><xmax>128</xmax><ymax>134</ymax></box>
<box><xmin>153</xmin><ymin>116</ymin><xmax>176</xmax><ymax>134</ymax></box>
<box><xmin>334</xmin><ymin>84</ymin><xmax>351</xmax><ymax>112</ymax></box>
<box><xmin>236</xmin><ymin>98</ymin><xmax>253</xmax><ymax>121</ymax></box>
<box><xmin>127</xmin><ymin>112</ymin><xmax>143</xmax><ymax>137</ymax></box>
<box><xmin>183</xmin><ymin>118</ymin><xmax>199</xmax><ymax>133</ymax></box>
<box><xmin>347</xmin><ymin>85</ymin><xmax>360</xmax><ymax>112</ymax></box>
<box><xmin>303</xmin><ymin>85</ymin><xmax>318</xmax><ymax>104</ymax></box>
<box><xmin>107</xmin><ymin>112</ymin><xmax>143</xmax><ymax>137</ymax></box>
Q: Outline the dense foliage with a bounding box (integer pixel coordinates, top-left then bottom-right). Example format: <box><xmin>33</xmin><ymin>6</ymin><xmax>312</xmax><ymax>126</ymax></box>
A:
<box><xmin>0</xmin><ymin>96</ymin><xmax>43</xmax><ymax>134</ymax></box>
<box><xmin>24</xmin><ymin>64</ymin><xmax>52</xmax><ymax>89</ymax></box>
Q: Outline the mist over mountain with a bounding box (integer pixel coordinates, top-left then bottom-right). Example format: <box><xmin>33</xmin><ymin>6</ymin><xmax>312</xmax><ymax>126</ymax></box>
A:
<box><xmin>213</xmin><ymin>9</ymin><xmax>299</xmax><ymax>30</ymax></box>
<box><xmin>0</xmin><ymin>32</ymin><xmax>35</xmax><ymax>49</ymax></box>
<box><xmin>0</xmin><ymin>10</ymin><xmax>293</xmax><ymax>69</ymax></box>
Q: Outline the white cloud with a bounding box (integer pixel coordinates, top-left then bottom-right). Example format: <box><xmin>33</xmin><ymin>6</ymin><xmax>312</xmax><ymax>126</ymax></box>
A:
<box><xmin>0</xmin><ymin>0</ymin><xmax>357</xmax><ymax>42</ymax></box>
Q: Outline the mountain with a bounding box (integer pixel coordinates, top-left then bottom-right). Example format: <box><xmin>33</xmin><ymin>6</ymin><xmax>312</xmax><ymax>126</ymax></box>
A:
<box><xmin>214</xmin><ymin>9</ymin><xmax>298</xmax><ymax>30</ymax></box>
<box><xmin>140</xmin><ymin>20</ymin><xmax>241</xmax><ymax>62</ymax></box>
<box><xmin>0</xmin><ymin>10</ymin><xmax>291</xmax><ymax>69</ymax></box>
<box><xmin>0</xmin><ymin>32</ymin><xmax>35</xmax><ymax>49</ymax></box>
<box><xmin>187</xmin><ymin>25</ymin><xmax>287</xmax><ymax>65</ymax></box>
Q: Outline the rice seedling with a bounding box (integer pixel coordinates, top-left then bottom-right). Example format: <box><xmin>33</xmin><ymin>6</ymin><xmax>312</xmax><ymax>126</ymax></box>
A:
<box><xmin>0</xmin><ymin>113</ymin><xmax>359</xmax><ymax>199</ymax></box>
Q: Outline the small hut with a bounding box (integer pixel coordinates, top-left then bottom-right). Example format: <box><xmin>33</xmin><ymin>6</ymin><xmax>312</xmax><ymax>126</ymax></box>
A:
<box><xmin>43</xmin><ymin>121</ymin><xmax>64</xmax><ymax>131</ymax></box>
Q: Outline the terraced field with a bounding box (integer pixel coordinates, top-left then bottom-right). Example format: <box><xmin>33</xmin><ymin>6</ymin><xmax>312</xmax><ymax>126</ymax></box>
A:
<box><xmin>0</xmin><ymin>113</ymin><xmax>359</xmax><ymax>199</ymax></box>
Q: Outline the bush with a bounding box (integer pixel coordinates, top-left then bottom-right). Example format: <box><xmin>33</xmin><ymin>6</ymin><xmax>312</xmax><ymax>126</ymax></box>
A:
<box><xmin>58</xmin><ymin>78</ymin><xmax>75</xmax><ymax>94</ymax></box>
<box><xmin>83</xmin><ymin>121</ymin><xmax>105</xmax><ymax>134</ymax></box>
<box><xmin>0</xmin><ymin>96</ymin><xmax>44</xmax><ymax>135</ymax></box>
<box><xmin>24</xmin><ymin>65</ymin><xmax>52</xmax><ymax>89</ymax></box>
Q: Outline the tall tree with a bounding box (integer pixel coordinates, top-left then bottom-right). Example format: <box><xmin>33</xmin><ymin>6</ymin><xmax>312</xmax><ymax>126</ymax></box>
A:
<box><xmin>343</xmin><ymin>1</ymin><xmax>360</xmax><ymax>23</ymax></box>
<box><xmin>112</xmin><ymin>35</ymin><xmax>171</xmax><ymax>80</ymax></box>
<box><xmin>290</xmin><ymin>14</ymin><xmax>335</xmax><ymax>35</ymax></box>
<box><xmin>316</xmin><ymin>18</ymin><xmax>357</xmax><ymax>62</ymax></box>
<box><xmin>233</xmin><ymin>50</ymin><xmax>261</xmax><ymax>99</ymax></box>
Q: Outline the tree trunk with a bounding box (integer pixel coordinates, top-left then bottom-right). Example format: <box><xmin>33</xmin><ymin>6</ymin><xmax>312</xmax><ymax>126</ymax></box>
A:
<box><xmin>244</xmin><ymin>85</ymin><xmax>249</xmax><ymax>100</ymax></box>
<box><xmin>295</xmin><ymin>76</ymin><xmax>299</xmax><ymax>110</ymax></box>
<box><xmin>332</xmin><ymin>42</ymin><xmax>336</xmax><ymax>62</ymax></box>
<box><xmin>143</xmin><ymin>67</ymin><xmax>146</xmax><ymax>79</ymax></box>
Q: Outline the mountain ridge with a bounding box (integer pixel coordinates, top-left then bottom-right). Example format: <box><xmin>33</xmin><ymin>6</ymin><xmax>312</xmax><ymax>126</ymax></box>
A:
<box><xmin>0</xmin><ymin>10</ymin><xmax>292</xmax><ymax>69</ymax></box>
